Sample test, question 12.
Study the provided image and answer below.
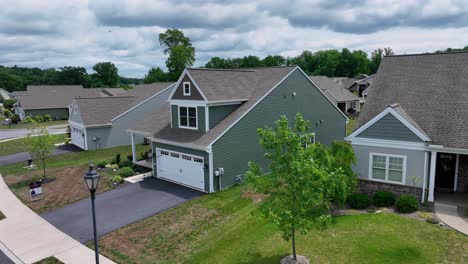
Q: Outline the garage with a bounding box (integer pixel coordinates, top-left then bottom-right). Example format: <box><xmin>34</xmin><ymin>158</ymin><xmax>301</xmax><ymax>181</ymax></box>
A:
<box><xmin>70</xmin><ymin>126</ymin><xmax>86</xmax><ymax>149</ymax></box>
<box><xmin>156</xmin><ymin>148</ymin><xmax>205</xmax><ymax>190</ymax></box>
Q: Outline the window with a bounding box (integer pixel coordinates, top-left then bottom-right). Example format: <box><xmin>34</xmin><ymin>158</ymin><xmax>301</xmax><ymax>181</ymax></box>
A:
<box><xmin>160</xmin><ymin>150</ymin><xmax>169</xmax><ymax>156</ymax></box>
<box><xmin>350</xmin><ymin>101</ymin><xmax>356</xmax><ymax>109</ymax></box>
<box><xmin>302</xmin><ymin>133</ymin><xmax>316</xmax><ymax>148</ymax></box>
<box><xmin>182</xmin><ymin>155</ymin><xmax>192</xmax><ymax>161</ymax></box>
<box><xmin>194</xmin><ymin>157</ymin><xmax>203</xmax><ymax>163</ymax></box>
<box><xmin>171</xmin><ymin>153</ymin><xmax>180</xmax><ymax>158</ymax></box>
<box><xmin>370</xmin><ymin>153</ymin><xmax>406</xmax><ymax>184</ymax></box>
<box><xmin>179</xmin><ymin>106</ymin><xmax>197</xmax><ymax>129</ymax></box>
<box><xmin>183</xmin><ymin>82</ymin><xmax>191</xmax><ymax>96</ymax></box>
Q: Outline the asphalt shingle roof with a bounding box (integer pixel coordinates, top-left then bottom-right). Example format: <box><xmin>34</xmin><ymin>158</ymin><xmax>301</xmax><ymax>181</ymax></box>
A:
<box><xmin>358</xmin><ymin>52</ymin><xmax>468</xmax><ymax>149</ymax></box>
<box><xmin>309</xmin><ymin>76</ymin><xmax>359</xmax><ymax>102</ymax></box>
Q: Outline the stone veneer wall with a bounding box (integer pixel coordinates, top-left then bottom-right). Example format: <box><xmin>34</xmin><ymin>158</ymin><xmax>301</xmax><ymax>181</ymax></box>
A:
<box><xmin>456</xmin><ymin>154</ymin><xmax>468</xmax><ymax>193</ymax></box>
<box><xmin>357</xmin><ymin>179</ymin><xmax>423</xmax><ymax>200</ymax></box>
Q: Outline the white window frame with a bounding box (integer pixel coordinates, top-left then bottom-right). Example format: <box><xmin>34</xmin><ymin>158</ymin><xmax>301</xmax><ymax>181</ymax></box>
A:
<box><xmin>183</xmin><ymin>82</ymin><xmax>191</xmax><ymax>96</ymax></box>
<box><xmin>302</xmin><ymin>133</ymin><xmax>316</xmax><ymax>148</ymax></box>
<box><xmin>178</xmin><ymin>105</ymin><xmax>198</xmax><ymax>130</ymax></box>
<box><xmin>368</xmin><ymin>152</ymin><xmax>406</xmax><ymax>185</ymax></box>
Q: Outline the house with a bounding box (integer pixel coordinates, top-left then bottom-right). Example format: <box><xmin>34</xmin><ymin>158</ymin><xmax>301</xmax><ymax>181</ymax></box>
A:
<box><xmin>13</xmin><ymin>85</ymin><xmax>111</xmax><ymax>120</ymax></box>
<box><xmin>346</xmin><ymin>52</ymin><xmax>468</xmax><ymax>203</ymax></box>
<box><xmin>309</xmin><ymin>76</ymin><xmax>360</xmax><ymax>114</ymax></box>
<box><xmin>128</xmin><ymin>66</ymin><xmax>347</xmax><ymax>193</ymax></box>
<box><xmin>346</xmin><ymin>74</ymin><xmax>375</xmax><ymax>103</ymax></box>
<box><xmin>69</xmin><ymin>82</ymin><xmax>175</xmax><ymax>150</ymax></box>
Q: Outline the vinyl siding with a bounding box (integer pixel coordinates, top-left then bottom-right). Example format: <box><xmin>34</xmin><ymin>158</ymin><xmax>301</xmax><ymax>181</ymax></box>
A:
<box><xmin>69</xmin><ymin>104</ymin><xmax>84</xmax><ymax>124</ymax></box>
<box><xmin>352</xmin><ymin>144</ymin><xmax>426</xmax><ymax>188</ymax></box>
<box><xmin>209</xmin><ymin>104</ymin><xmax>239</xmax><ymax>129</ymax></box>
<box><xmin>171</xmin><ymin>105</ymin><xmax>206</xmax><ymax>132</ymax></box>
<box><xmin>357</xmin><ymin>113</ymin><xmax>423</xmax><ymax>142</ymax></box>
<box><xmin>24</xmin><ymin>108</ymin><xmax>69</xmax><ymax>120</ymax></box>
<box><xmin>152</xmin><ymin>142</ymin><xmax>210</xmax><ymax>192</ymax></box>
<box><xmin>171</xmin><ymin>75</ymin><xmax>204</xmax><ymax>100</ymax></box>
<box><xmin>212</xmin><ymin>69</ymin><xmax>347</xmax><ymax>190</ymax></box>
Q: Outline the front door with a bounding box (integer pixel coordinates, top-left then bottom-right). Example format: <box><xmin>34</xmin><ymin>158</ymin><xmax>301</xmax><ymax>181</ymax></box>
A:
<box><xmin>435</xmin><ymin>153</ymin><xmax>456</xmax><ymax>191</ymax></box>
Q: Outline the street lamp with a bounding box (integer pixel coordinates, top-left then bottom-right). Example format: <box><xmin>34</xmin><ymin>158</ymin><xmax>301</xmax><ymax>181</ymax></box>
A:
<box><xmin>84</xmin><ymin>163</ymin><xmax>101</xmax><ymax>264</ymax></box>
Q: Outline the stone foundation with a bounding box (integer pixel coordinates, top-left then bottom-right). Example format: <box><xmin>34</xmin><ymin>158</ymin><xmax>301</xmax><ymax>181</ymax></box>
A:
<box><xmin>357</xmin><ymin>179</ymin><xmax>423</xmax><ymax>199</ymax></box>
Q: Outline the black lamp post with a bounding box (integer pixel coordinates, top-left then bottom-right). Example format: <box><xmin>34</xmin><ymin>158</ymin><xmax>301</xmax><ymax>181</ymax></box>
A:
<box><xmin>84</xmin><ymin>163</ymin><xmax>101</xmax><ymax>264</ymax></box>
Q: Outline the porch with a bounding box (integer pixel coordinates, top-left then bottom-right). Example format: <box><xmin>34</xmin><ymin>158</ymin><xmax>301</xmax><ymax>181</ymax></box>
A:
<box><xmin>135</xmin><ymin>159</ymin><xmax>153</xmax><ymax>169</ymax></box>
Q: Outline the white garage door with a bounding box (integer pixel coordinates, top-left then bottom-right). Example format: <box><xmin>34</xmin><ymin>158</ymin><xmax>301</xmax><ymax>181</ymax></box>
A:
<box><xmin>156</xmin><ymin>148</ymin><xmax>205</xmax><ymax>190</ymax></box>
<box><xmin>71</xmin><ymin>126</ymin><xmax>85</xmax><ymax>149</ymax></box>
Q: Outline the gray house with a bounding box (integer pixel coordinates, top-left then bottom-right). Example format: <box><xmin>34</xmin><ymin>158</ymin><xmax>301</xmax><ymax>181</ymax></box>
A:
<box><xmin>128</xmin><ymin>66</ymin><xmax>347</xmax><ymax>193</ymax></box>
<box><xmin>346</xmin><ymin>52</ymin><xmax>468</xmax><ymax>202</ymax></box>
<box><xmin>310</xmin><ymin>76</ymin><xmax>360</xmax><ymax>114</ymax></box>
<box><xmin>69</xmin><ymin>83</ymin><xmax>175</xmax><ymax>150</ymax></box>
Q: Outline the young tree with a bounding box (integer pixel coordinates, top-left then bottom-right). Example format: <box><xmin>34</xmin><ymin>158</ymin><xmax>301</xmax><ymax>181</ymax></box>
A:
<box><xmin>92</xmin><ymin>62</ymin><xmax>119</xmax><ymax>87</ymax></box>
<box><xmin>246</xmin><ymin>113</ymin><xmax>356</xmax><ymax>261</ymax></box>
<box><xmin>26</xmin><ymin>123</ymin><xmax>56</xmax><ymax>180</ymax></box>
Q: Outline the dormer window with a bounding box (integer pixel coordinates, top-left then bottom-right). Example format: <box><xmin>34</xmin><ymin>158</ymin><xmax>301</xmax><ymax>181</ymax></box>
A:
<box><xmin>183</xmin><ymin>82</ymin><xmax>191</xmax><ymax>96</ymax></box>
<box><xmin>179</xmin><ymin>106</ymin><xmax>197</xmax><ymax>129</ymax></box>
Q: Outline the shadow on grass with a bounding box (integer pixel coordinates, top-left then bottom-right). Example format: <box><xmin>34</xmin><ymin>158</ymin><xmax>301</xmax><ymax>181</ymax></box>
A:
<box><xmin>240</xmin><ymin>253</ymin><xmax>284</xmax><ymax>264</ymax></box>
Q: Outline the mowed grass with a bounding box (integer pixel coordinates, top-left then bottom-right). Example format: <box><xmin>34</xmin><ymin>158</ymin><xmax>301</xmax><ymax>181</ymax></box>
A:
<box><xmin>32</xmin><ymin>256</ymin><xmax>64</xmax><ymax>264</ymax></box>
<box><xmin>94</xmin><ymin>186</ymin><xmax>468</xmax><ymax>264</ymax></box>
<box><xmin>0</xmin><ymin>134</ymin><xmax>67</xmax><ymax>156</ymax></box>
<box><xmin>0</xmin><ymin>120</ymin><xmax>68</xmax><ymax>130</ymax></box>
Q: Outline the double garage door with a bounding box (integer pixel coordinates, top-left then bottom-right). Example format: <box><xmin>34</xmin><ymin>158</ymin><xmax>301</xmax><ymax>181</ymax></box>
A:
<box><xmin>156</xmin><ymin>148</ymin><xmax>205</xmax><ymax>190</ymax></box>
<box><xmin>70</xmin><ymin>126</ymin><xmax>85</xmax><ymax>149</ymax></box>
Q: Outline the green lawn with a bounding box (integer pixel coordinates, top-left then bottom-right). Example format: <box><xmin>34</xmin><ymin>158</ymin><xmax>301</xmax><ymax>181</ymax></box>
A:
<box><xmin>93</xmin><ymin>186</ymin><xmax>468</xmax><ymax>264</ymax></box>
<box><xmin>346</xmin><ymin>118</ymin><xmax>357</xmax><ymax>135</ymax></box>
<box><xmin>33</xmin><ymin>256</ymin><xmax>64</xmax><ymax>264</ymax></box>
<box><xmin>0</xmin><ymin>120</ymin><xmax>68</xmax><ymax>130</ymax></box>
<box><xmin>0</xmin><ymin>134</ymin><xmax>67</xmax><ymax>156</ymax></box>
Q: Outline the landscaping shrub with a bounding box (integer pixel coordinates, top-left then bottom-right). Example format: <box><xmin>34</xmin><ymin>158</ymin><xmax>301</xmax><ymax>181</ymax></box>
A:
<box><xmin>118</xmin><ymin>167</ymin><xmax>135</xmax><ymax>177</ymax></box>
<box><xmin>347</xmin><ymin>193</ymin><xmax>371</xmax><ymax>209</ymax></box>
<box><xmin>10</xmin><ymin>114</ymin><xmax>20</xmax><ymax>124</ymax></box>
<box><xmin>2</xmin><ymin>108</ymin><xmax>12</xmax><ymax>118</ymax></box>
<box><xmin>139</xmin><ymin>151</ymin><xmax>149</xmax><ymax>161</ymax></box>
<box><xmin>115</xmin><ymin>153</ymin><xmax>121</xmax><ymax>166</ymax></box>
<box><xmin>396</xmin><ymin>195</ymin><xmax>419</xmax><ymax>213</ymax></box>
<box><xmin>373</xmin><ymin>191</ymin><xmax>396</xmax><ymax>207</ymax></box>
<box><xmin>44</xmin><ymin>115</ymin><xmax>53</xmax><ymax>122</ymax></box>
<box><xmin>96</xmin><ymin>160</ymin><xmax>108</xmax><ymax>169</ymax></box>
<box><xmin>24</xmin><ymin>116</ymin><xmax>34</xmax><ymax>123</ymax></box>
<box><xmin>111</xmin><ymin>175</ymin><xmax>124</xmax><ymax>184</ymax></box>
<box><xmin>126</xmin><ymin>153</ymin><xmax>133</xmax><ymax>161</ymax></box>
<box><xmin>35</xmin><ymin>115</ymin><xmax>44</xmax><ymax>123</ymax></box>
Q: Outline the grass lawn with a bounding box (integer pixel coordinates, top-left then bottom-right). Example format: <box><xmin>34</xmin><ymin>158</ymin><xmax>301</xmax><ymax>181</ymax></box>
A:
<box><xmin>346</xmin><ymin>118</ymin><xmax>357</xmax><ymax>135</ymax></box>
<box><xmin>1</xmin><ymin>144</ymin><xmax>149</xmax><ymax>213</ymax></box>
<box><xmin>93</xmin><ymin>186</ymin><xmax>468</xmax><ymax>264</ymax></box>
<box><xmin>0</xmin><ymin>120</ymin><xmax>68</xmax><ymax>130</ymax></box>
<box><xmin>33</xmin><ymin>256</ymin><xmax>64</xmax><ymax>264</ymax></box>
<box><xmin>0</xmin><ymin>210</ymin><xmax>4</xmax><ymax>220</ymax></box>
<box><xmin>0</xmin><ymin>134</ymin><xmax>67</xmax><ymax>157</ymax></box>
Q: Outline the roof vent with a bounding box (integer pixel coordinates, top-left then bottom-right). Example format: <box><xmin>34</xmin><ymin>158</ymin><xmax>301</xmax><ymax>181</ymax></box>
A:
<box><xmin>388</xmin><ymin>103</ymin><xmax>400</xmax><ymax>108</ymax></box>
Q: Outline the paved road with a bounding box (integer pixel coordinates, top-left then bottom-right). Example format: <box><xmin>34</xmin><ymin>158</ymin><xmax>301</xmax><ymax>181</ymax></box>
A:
<box><xmin>42</xmin><ymin>178</ymin><xmax>203</xmax><ymax>243</ymax></box>
<box><xmin>0</xmin><ymin>249</ymin><xmax>14</xmax><ymax>264</ymax></box>
<box><xmin>0</xmin><ymin>144</ymin><xmax>82</xmax><ymax>166</ymax></box>
<box><xmin>0</xmin><ymin>125</ymin><xmax>67</xmax><ymax>140</ymax></box>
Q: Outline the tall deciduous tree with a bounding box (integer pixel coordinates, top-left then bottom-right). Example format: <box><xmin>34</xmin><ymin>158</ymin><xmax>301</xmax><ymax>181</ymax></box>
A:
<box><xmin>370</xmin><ymin>47</ymin><xmax>394</xmax><ymax>73</ymax></box>
<box><xmin>144</xmin><ymin>67</ymin><xmax>167</xmax><ymax>83</ymax></box>
<box><xmin>56</xmin><ymin>66</ymin><xmax>88</xmax><ymax>86</ymax></box>
<box><xmin>92</xmin><ymin>62</ymin><xmax>119</xmax><ymax>87</ymax></box>
<box><xmin>159</xmin><ymin>29</ymin><xmax>195</xmax><ymax>81</ymax></box>
<box><xmin>26</xmin><ymin>123</ymin><xmax>56</xmax><ymax>180</ymax></box>
<box><xmin>246</xmin><ymin>114</ymin><xmax>356</xmax><ymax>261</ymax></box>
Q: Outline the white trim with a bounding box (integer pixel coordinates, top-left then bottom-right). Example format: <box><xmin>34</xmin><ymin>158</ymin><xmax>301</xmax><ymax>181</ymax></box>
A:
<box><xmin>369</xmin><ymin>152</ymin><xmax>407</xmax><ymax>185</ymax></box>
<box><xmin>454</xmin><ymin>154</ymin><xmax>459</xmax><ymax>191</ymax></box>
<box><xmin>168</xmin><ymin>70</ymin><xmax>208</xmax><ymax>101</ymax></box>
<box><xmin>178</xmin><ymin>105</ymin><xmax>198</xmax><ymax>130</ymax></box>
<box><xmin>111</xmin><ymin>83</ymin><xmax>175</xmax><ymax>121</ymax></box>
<box><xmin>131</xmin><ymin>133</ymin><xmax>137</xmax><ymax>163</ymax></box>
<box><xmin>183</xmin><ymin>82</ymin><xmax>191</xmax><ymax>96</ymax></box>
<box><xmin>346</xmin><ymin>107</ymin><xmax>431</xmax><ymax>142</ymax></box>
<box><xmin>207</xmin><ymin>147</ymin><xmax>214</xmax><ymax>193</ymax></box>
<box><xmin>428</xmin><ymin>145</ymin><xmax>468</xmax><ymax>155</ymax></box>
<box><xmin>350</xmin><ymin>137</ymin><xmax>428</xmax><ymax>151</ymax></box>
<box><xmin>207</xmin><ymin>99</ymin><xmax>248</xmax><ymax>106</ymax></box>
<box><xmin>149</xmin><ymin>137</ymin><xmax>207</xmax><ymax>151</ymax></box>
<box><xmin>170</xmin><ymin>100</ymin><xmax>207</xmax><ymax>107</ymax></box>
<box><xmin>156</xmin><ymin>148</ymin><xmax>205</xmax><ymax>162</ymax></box>
<box><xmin>170</xmin><ymin>104</ymin><xmax>173</xmax><ymax>128</ymax></box>
<box><xmin>69</xmin><ymin>120</ymin><xmax>85</xmax><ymax>129</ymax></box>
<box><xmin>205</xmin><ymin>105</ymin><xmax>209</xmax><ymax>132</ymax></box>
<box><xmin>422</xmin><ymin>151</ymin><xmax>428</xmax><ymax>203</ymax></box>
<box><xmin>428</xmin><ymin>151</ymin><xmax>437</xmax><ymax>202</ymax></box>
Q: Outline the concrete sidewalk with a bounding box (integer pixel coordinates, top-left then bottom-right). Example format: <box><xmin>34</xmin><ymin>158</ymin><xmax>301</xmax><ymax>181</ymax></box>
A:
<box><xmin>0</xmin><ymin>175</ymin><xmax>115</xmax><ymax>264</ymax></box>
<box><xmin>435</xmin><ymin>202</ymin><xmax>468</xmax><ymax>235</ymax></box>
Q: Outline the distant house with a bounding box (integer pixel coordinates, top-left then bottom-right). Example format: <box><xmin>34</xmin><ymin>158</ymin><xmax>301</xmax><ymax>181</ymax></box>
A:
<box><xmin>309</xmin><ymin>76</ymin><xmax>360</xmax><ymax>114</ymax></box>
<box><xmin>127</xmin><ymin>66</ymin><xmax>347</xmax><ymax>193</ymax></box>
<box><xmin>69</xmin><ymin>83</ymin><xmax>175</xmax><ymax>150</ymax></box>
<box><xmin>346</xmin><ymin>52</ymin><xmax>468</xmax><ymax>203</ymax></box>
<box><xmin>346</xmin><ymin>74</ymin><xmax>375</xmax><ymax>103</ymax></box>
<box><xmin>13</xmin><ymin>85</ymin><xmax>113</xmax><ymax>120</ymax></box>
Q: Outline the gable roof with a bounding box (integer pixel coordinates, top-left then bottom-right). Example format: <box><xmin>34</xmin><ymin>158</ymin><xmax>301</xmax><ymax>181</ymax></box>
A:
<box><xmin>357</xmin><ymin>52</ymin><xmax>468</xmax><ymax>149</ymax></box>
<box><xmin>72</xmin><ymin>82</ymin><xmax>175</xmax><ymax>126</ymax></box>
<box><xmin>309</xmin><ymin>76</ymin><xmax>359</xmax><ymax>102</ymax></box>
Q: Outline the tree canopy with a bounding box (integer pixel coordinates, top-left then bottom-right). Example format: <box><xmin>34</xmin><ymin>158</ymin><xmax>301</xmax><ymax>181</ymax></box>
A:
<box><xmin>159</xmin><ymin>28</ymin><xmax>195</xmax><ymax>81</ymax></box>
<box><xmin>92</xmin><ymin>62</ymin><xmax>120</xmax><ymax>87</ymax></box>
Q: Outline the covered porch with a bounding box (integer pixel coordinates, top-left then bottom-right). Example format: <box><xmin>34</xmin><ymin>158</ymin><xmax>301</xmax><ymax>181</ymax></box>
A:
<box><xmin>130</xmin><ymin>132</ymin><xmax>153</xmax><ymax>169</ymax></box>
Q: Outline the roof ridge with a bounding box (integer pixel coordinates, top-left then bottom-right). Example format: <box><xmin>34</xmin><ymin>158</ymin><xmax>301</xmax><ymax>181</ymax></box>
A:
<box><xmin>188</xmin><ymin>68</ymin><xmax>254</xmax><ymax>72</ymax></box>
<box><xmin>385</xmin><ymin>50</ymin><xmax>468</xmax><ymax>58</ymax></box>
<box><xmin>74</xmin><ymin>96</ymin><xmax>135</xmax><ymax>100</ymax></box>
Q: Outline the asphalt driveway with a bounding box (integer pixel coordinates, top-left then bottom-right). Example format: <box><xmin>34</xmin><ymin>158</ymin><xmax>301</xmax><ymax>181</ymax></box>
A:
<box><xmin>0</xmin><ymin>125</ymin><xmax>67</xmax><ymax>140</ymax></box>
<box><xmin>41</xmin><ymin>177</ymin><xmax>203</xmax><ymax>243</ymax></box>
<box><xmin>0</xmin><ymin>144</ymin><xmax>82</xmax><ymax>166</ymax></box>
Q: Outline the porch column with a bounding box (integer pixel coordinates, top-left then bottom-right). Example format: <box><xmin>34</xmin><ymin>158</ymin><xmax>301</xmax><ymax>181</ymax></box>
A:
<box><xmin>428</xmin><ymin>151</ymin><xmax>437</xmax><ymax>202</ymax></box>
<box><xmin>131</xmin><ymin>133</ymin><xmax>137</xmax><ymax>163</ymax></box>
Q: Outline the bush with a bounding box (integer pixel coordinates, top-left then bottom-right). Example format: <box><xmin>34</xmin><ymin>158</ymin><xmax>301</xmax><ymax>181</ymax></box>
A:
<box><xmin>10</xmin><ymin>114</ymin><xmax>20</xmax><ymax>124</ymax></box>
<box><xmin>347</xmin><ymin>193</ymin><xmax>371</xmax><ymax>209</ymax></box>
<box><xmin>44</xmin><ymin>115</ymin><xmax>53</xmax><ymax>122</ymax></box>
<box><xmin>139</xmin><ymin>151</ymin><xmax>149</xmax><ymax>161</ymax></box>
<box><xmin>96</xmin><ymin>160</ymin><xmax>108</xmax><ymax>169</ymax></box>
<box><xmin>111</xmin><ymin>175</ymin><xmax>124</xmax><ymax>184</ymax></box>
<box><xmin>396</xmin><ymin>195</ymin><xmax>419</xmax><ymax>213</ymax></box>
<box><xmin>115</xmin><ymin>153</ymin><xmax>121</xmax><ymax>166</ymax></box>
<box><xmin>24</xmin><ymin>116</ymin><xmax>34</xmax><ymax>123</ymax></box>
<box><xmin>373</xmin><ymin>191</ymin><xmax>396</xmax><ymax>207</ymax></box>
<box><xmin>118</xmin><ymin>167</ymin><xmax>135</xmax><ymax>177</ymax></box>
<box><xmin>35</xmin><ymin>115</ymin><xmax>44</xmax><ymax>123</ymax></box>
<box><xmin>2</xmin><ymin>108</ymin><xmax>12</xmax><ymax>118</ymax></box>
<box><xmin>126</xmin><ymin>153</ymin><xmax>133</xmax><ymax>161</ymax></box>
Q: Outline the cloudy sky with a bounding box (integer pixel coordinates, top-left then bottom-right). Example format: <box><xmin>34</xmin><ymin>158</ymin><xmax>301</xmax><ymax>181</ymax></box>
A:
<box><xmin>1</xmin><ymin>0</ymin><xmax>467</xmax><ymax>77</ymax></box>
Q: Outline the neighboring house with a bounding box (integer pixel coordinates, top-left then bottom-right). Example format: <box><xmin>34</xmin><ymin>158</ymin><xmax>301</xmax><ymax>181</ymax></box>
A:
<box><xmin>14</xmin><ymin>85</ymin><xmax>111</xmax><ymax>120</ymax></box>
<box><xmin>347</xmin><ymin>74</ymin><xmax>375</xmax><ymax>103</ymax></box>
<box><xmin>346</xmin><ymin>52</ymin><xmax>468</xmax><ymax>203</ymax></box>
<box><xmin>310</xmin><ymin>76</ymin><xmax>360</xmax><ymax>114</ymax></box>
<box><xmin>0</xmin><ymin>88</ymin><xmax>11</xmax><ymax>100</ymax></box>
<box><xmin>128</xmin><ymin>66</ymin><xmax>347</xmax><ymax>193</ymax></box>
<box><xmin>69</xmin><ymin>82</ymin><xmax>175</xmax><ymax>150</ymax></box>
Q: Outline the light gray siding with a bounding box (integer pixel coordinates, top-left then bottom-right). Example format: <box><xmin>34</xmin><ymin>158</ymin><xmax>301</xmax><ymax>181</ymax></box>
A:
<box><xmin>209</xmin><ymin>104</ymin><xmax>239</xmax><ymax>129</ymax></box>
<box><xmin>85</xmin><ymin>87</ymin><xmax>173</xmax><ymax>150</ymax></box>
<box><xmin>357</xmin><ymin>113</ymin><xmax>422</xmax><ymax>142</ymax></box>
<box><xmin>212</xmin><ymin>69</ymin><xmax>347</xmax><ymax>190</ymax></box>
<box><xmin>69</xmin><ymin>104</ymin><xmax>83</xmax><ymax>124</ymax></box>
<box><xmin>152</xmin><ymin>142</ymin><xmax>210</xmax><ymax>192</ymax></box>
<box><xmin>352</xmin><ymin>144</ymin><xmax>426</xmax><ymax>188</ymax></box>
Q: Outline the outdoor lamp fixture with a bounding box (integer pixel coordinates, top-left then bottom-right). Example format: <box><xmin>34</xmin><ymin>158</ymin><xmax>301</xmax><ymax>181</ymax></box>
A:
<box><xmin>84</xmin><ymin>163</ymin><xmax>101</xmax><ymax>264</ymax></box>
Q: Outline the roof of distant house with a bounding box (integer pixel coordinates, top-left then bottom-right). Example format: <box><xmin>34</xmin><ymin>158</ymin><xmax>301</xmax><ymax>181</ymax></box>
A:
<box><xmin>309</xmin><ymin>76</ymin><xmax>359</xmax><ymax>102</ymax></box>
<box><xmin>357</xmin><ymin>52</ymin><xmax>468</xmax><ymax>149</ymax></box>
